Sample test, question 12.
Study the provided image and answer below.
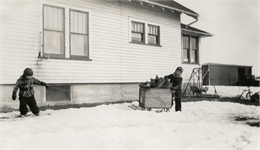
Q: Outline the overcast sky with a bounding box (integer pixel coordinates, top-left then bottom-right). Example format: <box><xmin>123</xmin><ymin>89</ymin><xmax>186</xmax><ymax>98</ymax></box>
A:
<box><xmin>176</xmin><ymin>0</ymin><xmax>259</xmax><ymax>44</ymax></box>
<box><xmin>175</xmin><ymin>0</ymin><xmax>259</xmax><ymax>75</ymax></box>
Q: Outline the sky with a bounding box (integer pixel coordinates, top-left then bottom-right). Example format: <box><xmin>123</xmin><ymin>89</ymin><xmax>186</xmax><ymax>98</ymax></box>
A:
<box><xmin>175</xmin><ymin>0</ymin><xmax>260</xmax><ymax>75</ymax></box>
<box><xmin>1</xmin><ymin>101</ymin><xmax>259</xmax><ymax>149</ymax></box>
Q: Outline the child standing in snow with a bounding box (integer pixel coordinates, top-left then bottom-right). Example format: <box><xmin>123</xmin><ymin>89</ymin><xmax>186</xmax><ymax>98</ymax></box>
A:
<box><xmin>164</xmin><ymin>67</ymin><xmax>183</xmax><ymax>112</ymax></box>
<box><xmin>12</xmin><ymin>68</ymin><xmax>49</xmax><ymax>116</ymax></box>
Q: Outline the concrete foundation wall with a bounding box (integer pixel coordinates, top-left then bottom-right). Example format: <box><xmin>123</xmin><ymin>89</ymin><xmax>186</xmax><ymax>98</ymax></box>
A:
<box><xmin>72</xmin><ymin>83</ymin><xmax>139</xmax><ymax>103</ymax></box>
<box><xmin>0</xmin><ymin>83</ymin><xmax>139</xmax><ymax>109</ymax></box>
<box><xmin>1</xmin><ymin>83</ymin><xmax>259</xmax><ymax>109</ymax></box>
<box><xmin>0</xmin><ymin>85</ymin><xmax>45</xmax><ymax>109</ymax></box>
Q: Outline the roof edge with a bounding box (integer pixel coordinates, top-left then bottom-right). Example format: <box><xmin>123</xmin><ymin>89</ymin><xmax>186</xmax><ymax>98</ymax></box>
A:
<box><xmin>202</xmin><ymin>63</ymin><xmax>252</xmax><ymax>68</ymax></box>
<box><xmin>182</xmin><ymin>28</ymin><xmax>213</xmax><ymax>37</ymax></box>
<box><xmin>140</xmin><ymin>0</ymin><xmax>199</xmax><ymax>19</ymax></box>
<box><xmin>181</xmin><ymin>24</ymin><xmax>213</xmax><ymax>37</ymax></box>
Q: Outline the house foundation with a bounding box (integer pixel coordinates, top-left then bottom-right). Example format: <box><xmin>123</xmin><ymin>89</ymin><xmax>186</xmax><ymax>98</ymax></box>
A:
<box><xmin>0</xmin><ymin>83</ymin><xmax>139</xmax><ymax>109</ymax></box>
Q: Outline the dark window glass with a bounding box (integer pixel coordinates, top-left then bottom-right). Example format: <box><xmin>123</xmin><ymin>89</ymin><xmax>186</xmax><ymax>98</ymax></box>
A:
<box><xmin>131</xmin><ymin>21</ymin><xmax>144</xmax><ymax>43</ymax></box>
<box><xmin>46</xmin><ymin>85</ymin><xmax>71</xmax><ymax>102</ymax></box>
<box><xmin>182</xmin><ymin>36</ymin><xmax>198</xmax><ymax>63</ymax></box>
<box><xmin>148</xmin><ymin>25</ymin><xmax>159</xmax><ymax>45</ymax></box>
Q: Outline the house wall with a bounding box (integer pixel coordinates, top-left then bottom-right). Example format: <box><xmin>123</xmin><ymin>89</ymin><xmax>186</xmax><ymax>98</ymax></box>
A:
<box><xmin>72</xmin><ymin>83</ymin><xmax>139</xmax><ymax>103</ymax></box>
<box><xmin>0</xmin><ymin>85</ymin><xmax>45</xmax><ymax>108</ymax></box>
<box><xmin>2</xmin><ymin>84</ymin><xmax>259</xmax><ymax>109</ymax></box>
<box><xmin>1</xmin><ymin>0</ymin><xmax>191</xmax><ymax>106</ymax></box>
<box><xmin>0</xmin><ymin>83</ymin><xmax>138</xmax><ymax>109</ymax></box>
<box><xmin>181</xmin><ymin>36</ymin><xmax>202</xmax><ymax>83</ymax></box>
<box><xmin>1</xmin><ymin>0</ymin><xmax>183</xmax><ymax>84</ymax></box>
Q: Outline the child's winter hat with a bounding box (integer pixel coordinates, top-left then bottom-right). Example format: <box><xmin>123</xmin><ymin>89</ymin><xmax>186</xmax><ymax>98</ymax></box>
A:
<box><xmin>23</xmin><ymin>68</ymin><xmax>33</xmax><ymax>76</ymax></box>
<box><xmin>176</xmin><ymin>66</ymin><xmax>183</xmax><ymax>73</ymax></box>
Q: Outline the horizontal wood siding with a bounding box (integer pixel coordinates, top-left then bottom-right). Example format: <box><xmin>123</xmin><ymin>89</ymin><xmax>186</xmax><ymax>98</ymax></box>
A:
<box><xmin>1</xmin><ymin>0</ymin><xmax>182</xmax><ymax>84</ymax></box>
<box><xmin>1</xmin><ymin>0</ymin><xmax>39</xmax><ymax>84</ymax></box>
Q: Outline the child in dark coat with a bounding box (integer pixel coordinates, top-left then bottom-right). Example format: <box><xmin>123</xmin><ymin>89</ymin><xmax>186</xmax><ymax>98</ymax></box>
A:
<box><xmin>164</xmin><ymin>67</ymin><xmax>183</xmax><ymax>112</ymax></box>
<box><xmin>12</xmin><ymin>68</ymin><xmax>49</xmax><ymax>116</ymax></box>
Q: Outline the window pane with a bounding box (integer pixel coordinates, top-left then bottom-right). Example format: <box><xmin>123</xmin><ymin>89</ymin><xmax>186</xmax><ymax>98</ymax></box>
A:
<box><xmin>182</xmin><ymin>36</ymin><xmax>189</xmax><ymax>49</ymax></box>
<box><xmin>132</xmin><ymin>32</ymin><xmax>143</xmax><ymax>42</ymax></box>
<box><xmin>191</xmin><ymin>49</ymin><xmax>197</xmax><ymax>63</ymax></box>
<box><xmin>148</xmin><ymin>35</ymin><xmax>158</xmax><ymax>44</ymax></box>
<box><xmin>46</xmin><ymin>85</ymin><xmax>70</xmax><ymax>102</ymax></box>
<box><xmin>183</xmin><ymin>49</ymin><xmax>189</xmax><ymax>62</ymax></box>
<box><xmin>191</xmin><ymin>37</ymin><xmax>197</xmax><ymax>50</ymax></box>
<box><xmin>44</xmin><ymin>31</ymin><xmax>64</xmax><ymax>54</ymax></box>
<box><xmin>148</xmin><ymin>25</ymin><xmax>159</xmax><ymax>35</ymax></box>
<box><xmin>131</xmin><ymin>22</ymin><xmax>144</xmax><ymax>33</ymax></box>
<box><xmin>44</xmin><ymin>5</ymin><xmax>64</xmax><ymax>31</ymax></box>
<box><xmin>70</xmin><ymin>10</ymin><xmax>88</xmax><ymax>34</ymax></box>
<box><xmin>71</xmin><ymin>34</ymin><xmax>88</xmax><ymax>56</ymax></box>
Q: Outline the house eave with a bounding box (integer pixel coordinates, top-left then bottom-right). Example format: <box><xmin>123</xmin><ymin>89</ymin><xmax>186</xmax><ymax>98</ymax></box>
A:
<box><xmin>182</xmin><ymin>28</ymin><xmax>213</xmax><ymax>37</ymax></box>
<box><xmin>126</xmin><ymin>0</ymin><xmax>199</xmax><ymax>20</ymax></box>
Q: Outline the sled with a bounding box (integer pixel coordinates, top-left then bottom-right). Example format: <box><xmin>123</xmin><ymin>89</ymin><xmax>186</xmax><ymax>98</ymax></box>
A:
<box><xmin>139</xmin><ymin>88</ymin><xmax>172</xmax><ymax>112</ymax></box>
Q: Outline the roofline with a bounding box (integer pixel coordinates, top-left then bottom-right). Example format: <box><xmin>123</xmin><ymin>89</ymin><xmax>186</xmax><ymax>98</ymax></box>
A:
<box><xmin>202</xmin><ymin>63</ymin><xmax>252</xmax><ymax>68</ymax></box>
<box><xmin>181</xmin><ymin>28</ymin><xmax>213</xmax><ymax>37</ymax></box>
<box><xmin>139</xmin><ymin>0</ymin><xmax>199</xmax><ymax>19</ymax></box>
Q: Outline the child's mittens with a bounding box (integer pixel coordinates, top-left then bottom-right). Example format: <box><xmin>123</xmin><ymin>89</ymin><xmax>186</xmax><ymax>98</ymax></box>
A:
<box><xmin>44</xmin><ymin>83</ymin><xmax>49</xmax><ymax>89</ymax></box>
<box><xmin>170</xmin><ymin>86</ymin><xmax>176</xmax><ymax>91</ymax></box>
<box><xmin>41</xmin><ymin>82</ymin><xmax>49</xmax><ymax>89</ymax></box>
<box><xmin>12</xmin><ymin>91</ymin><xmax>16</xmax><ymax>100</ymax></box>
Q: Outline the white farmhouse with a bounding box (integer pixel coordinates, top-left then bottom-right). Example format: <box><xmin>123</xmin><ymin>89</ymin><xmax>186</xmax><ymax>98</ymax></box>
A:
<box><xmin>0</xmin><ymin>0</ymin><xmax>212</xmax><ymax>107</ymax></box>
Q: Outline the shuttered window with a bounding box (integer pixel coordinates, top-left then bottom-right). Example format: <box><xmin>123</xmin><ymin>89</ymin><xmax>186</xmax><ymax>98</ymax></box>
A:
<box><xmin>148</xmin><ymin>25</ymin><xmax>160</xmax><ymax>45</ymax></box>
<box><xmin>131</xmin><ymin>21</ymin><xmax>145</xmax><ymax>43</ymax></box>
<box><xmin>70</xmin><ymin>10</ymin><xmax>89</xmax><ymax>59</ymax></box>
<box><xmin>182</xmin><ymin>35</ymin><xmax>199</xmax><ymax>64</ymax></box>
<box><xmin>43</xmin><ymin>5</ymin><xmax>65</xmax><ymax>58</ymax></box>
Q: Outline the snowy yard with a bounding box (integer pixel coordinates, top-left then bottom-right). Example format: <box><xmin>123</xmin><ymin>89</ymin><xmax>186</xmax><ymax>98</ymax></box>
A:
<box><xmin>1</xmin><ymin>100</ymin><xmax>259</xmax><ymax>150</ymax></box>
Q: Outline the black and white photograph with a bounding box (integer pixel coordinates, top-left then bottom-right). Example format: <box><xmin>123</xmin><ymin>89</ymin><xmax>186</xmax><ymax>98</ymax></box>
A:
<box><xmin>0</xmin><ymin>0</ymin><xmax>259</xmax><ymax>149</ymax></box>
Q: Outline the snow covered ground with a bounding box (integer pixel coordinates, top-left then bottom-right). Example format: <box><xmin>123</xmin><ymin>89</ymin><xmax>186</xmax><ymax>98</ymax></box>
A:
<box><xmin>1</xmin><ymin>101</ymin><xmax>259</xmax><ymax>150</ymax></box>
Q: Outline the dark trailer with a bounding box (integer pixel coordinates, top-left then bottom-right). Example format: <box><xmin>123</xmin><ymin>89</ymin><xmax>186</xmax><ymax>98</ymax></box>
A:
<box><xmin>202</xmin><ymin>63</ymin><xmax>258</xmax><ymax>86</ymax></box>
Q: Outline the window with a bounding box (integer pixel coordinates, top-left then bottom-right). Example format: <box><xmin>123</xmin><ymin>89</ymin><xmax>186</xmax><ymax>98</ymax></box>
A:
<box><xmin>70</xmin><ymin>10</ymin><xmax>89</xmax><ymax>59</ymax></box>
<box><xmin>131</xmin><ymin>21</ymin><xmax>145</xmax><ymax>43</ymax></box>
<box><xmin>42</xmin><ymin>4</ymin><xmax>90</xmax><ymax>60</ymax></box>
<box><xmin>182</xmin><ymin>35</ymin><xmax>199</xmax><ymax>64</ymax></box>
<box><xmin>182</xmin><ymin>36</ymin><xmax>189</xmax><ymax>63</ymax></box>
<box><xmin>43</xmin><ymin>5</ymin><xmax>65</xmax><ymax>58</ymax></box>
<box><xmin>148</xmin><ymin>25</ymin><xmax>160</xmax><ymax>45</ymax></box>
<box><xmin>46</xmin><ymin>85</ymin><xmax>71</xmax><ymax>102</ymax></box>
<box><xmin>191</xmin><ymin>37</ymin><xmax>198</xmax><ymax>63</ymax></box>
<box><xmin>130</xmin><ymin>20</ymin><xmax>161</xmax><ymax>46</ymax></box>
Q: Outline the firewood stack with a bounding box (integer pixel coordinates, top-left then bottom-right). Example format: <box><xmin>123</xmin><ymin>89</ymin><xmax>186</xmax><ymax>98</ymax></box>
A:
<box><xmin>139</xmin><ymin>75</ymin><xmax>172</xmax><ymax>89</ymax></box>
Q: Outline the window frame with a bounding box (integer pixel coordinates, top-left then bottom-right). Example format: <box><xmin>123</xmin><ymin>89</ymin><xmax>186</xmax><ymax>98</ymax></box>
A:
<box><xmin>190</xmin><ymin>37</ymin><xmax>198</xmax><ymax>63</ymax></box>
<box><xmin>129</xmin><ymin>18</ymin><xmax>162</xmax><ymax>47</ymax></box>
<box><xmin>182</xmin><ymin>35</ymin><xmax>190</xmax><ymax>63</ymax></box>
<box><xmin>69</xmin><ymin>9</ymin><xmax>89</xmax><ymax>60</ymax></box>
<box><xmin>131</xmin><ymin>21</ymin><xmax>145</xmax><ymax>44</ymax></box>
<box><xmin>148</xmin><ymin>24</ymin><xmax>160</xmax><ymax>45</ymax></box>
<box><xmin>39</xmin><ymin>2</ymin><xmax>92</xmax><ymax>61</ymax></box>
<box><xmin>42</xmin><ymin>4</ymin><xmax>66</xmax><ymax>59</ymax></box>
<box><xmin>45</xmin><ymin>84</ymin><xmax>71</xmax><ymax>102</ymax></box>
<box><xmin>182</xmin><ymin>35</ymin><xmax>199</xmax><ymax>64</ymax></box>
